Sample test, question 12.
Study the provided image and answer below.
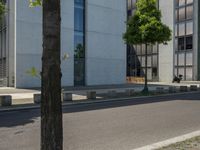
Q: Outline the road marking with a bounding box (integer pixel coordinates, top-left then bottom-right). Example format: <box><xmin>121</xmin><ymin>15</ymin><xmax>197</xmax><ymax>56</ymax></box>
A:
<box><xmin>133</xmin><ymin>130</ymin><xmax>200</xmax><ymax>150</ymax></box>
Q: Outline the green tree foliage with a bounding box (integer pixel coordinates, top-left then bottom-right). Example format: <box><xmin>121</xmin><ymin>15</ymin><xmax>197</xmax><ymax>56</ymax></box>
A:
<box><xmin>0</xmin><ymin>1</ymin><xmax>5</xmax><ymax>21</ymax></box>
<box><xmin>123</xmin><ymin>0</ymin><xmax>171</xmax><ymax>93</ymax></box>
<box><xmin>29</xmin><ymin>0</ymin><xmax>42</xmax><ymax>7</ymax></box>
<box><xmin>123</xmin><ymin>0</ymin><xmax>171</xmax><ymax>45</ymax></box>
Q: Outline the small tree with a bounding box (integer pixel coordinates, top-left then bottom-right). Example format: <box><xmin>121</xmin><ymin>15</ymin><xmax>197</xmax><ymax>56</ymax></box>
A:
<box><xmin>0</xmin><ymin>1</ymin><xmax>5</xmax><ymax>20</ymax></box>
<box><xmin>123</xmin><ymin>0</ymin><xmax>171</xmax><ymax>93</ymax></box>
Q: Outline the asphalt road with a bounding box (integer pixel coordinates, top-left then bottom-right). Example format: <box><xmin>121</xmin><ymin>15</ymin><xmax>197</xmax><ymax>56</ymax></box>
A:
<box><xmin>0</xmin><ymin>93</ymin><xmax>200</xmax><ymax>150</ymax></box>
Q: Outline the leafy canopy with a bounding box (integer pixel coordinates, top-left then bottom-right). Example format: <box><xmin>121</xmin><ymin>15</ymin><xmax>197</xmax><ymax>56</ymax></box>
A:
<box><xmin>123</xmin><ymin>0</ymin><xmax>171</xmax><ymax>45</ymax></box>
<box><xmin>29</xmin><ymin>0</ymin><xmax>42</xmax><ymax>7</ymax></box>
<box><xmin>0</xmin><ymin>1</ymin><xmax>5</xmax><ymax>20</ymax></box>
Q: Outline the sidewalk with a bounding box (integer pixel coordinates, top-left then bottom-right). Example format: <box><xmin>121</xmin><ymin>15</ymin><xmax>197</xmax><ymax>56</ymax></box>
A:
<box><xmin>0</xmin><ymin>82</ymin><xmax>199</xmax><ymax>107</ymax></box>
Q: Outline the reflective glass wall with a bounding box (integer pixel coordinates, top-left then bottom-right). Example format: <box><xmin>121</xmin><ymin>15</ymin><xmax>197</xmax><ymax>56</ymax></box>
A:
<box><xmin>174</xmin><ymin>0</ymin><xmax>194</xmax><ymax>80</ymax></box>
<box><xmin>74</xmin><ymin>0</ymin><xmax>85</xmax><ymax>86</ymax></box>
<box><xmin>127</xmin><ymin>0</ymin><xmax>159</xmax><ymax>81</ymax></box>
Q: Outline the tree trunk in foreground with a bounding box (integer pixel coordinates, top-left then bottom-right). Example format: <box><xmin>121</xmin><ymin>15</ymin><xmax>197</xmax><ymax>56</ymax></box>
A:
<box><xmin>41</xmin><ymin>0</ymin><xmax>63</xmax><ymax>150</ymax></box>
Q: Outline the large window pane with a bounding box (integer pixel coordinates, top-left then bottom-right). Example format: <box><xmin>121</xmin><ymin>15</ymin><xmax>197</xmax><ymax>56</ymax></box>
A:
<box><xmin>186</xmin><ymin>5</ymin><xmax>193</xmax><ymax>20</ymax></box>
<box><xmin>147</xmin><ymin>68</ymin><xmax>152</xmax><ymax>80</ymax></box>
<box><xmin>141</xmin><ymin>56</ymin><xmax>145</xmax><ymax>67</ymax></box>
<box><xmin>178</xmin><ymin>37</ymin><xmax>184</xmax><ymax>50</ymax></box>
<box><xmin>179</xmin><ymin>0</ymin><xmax>185</xmax><ymax>6</ymax></box>
<box><xmin>186</xmin><ymin>21</ymin><xmax>193</xmax><ymax>35</ymax></box>
<box><xmin>179</xmin><ymin>7</ymin><xmax>185</xmax><ymax>21</ymax></box>
<box><xmin>178</xmin><ymin>67</ymin><xmax>184</xmax><ymax>78</ymax></box>
<box><xmin>175</xmin><ymin>38</ymin><xmax>178</xmax><ymax>51</ymax></box>
<box><xmin>142</xmin><ymin>44</ymin><xmax>145</xmax><ymax>55</ymax></box>
<box><xmin>185</xmin><ymin>67</ymin><xmax>193</xmax><ymax>80</ymax></box>
<box><xmin>152</xmin><ymin>44</ymin><xmax>158</xmax><ymax>53</ymax></box>
<box><xmin>178</xmin><ymin>53</ymin><xmax>185</xmax><ymax>66</ymax></box>
<box><xmin>186</xmin><ymin>36</ymin><xmax>193</xmax><ymax>49</ymax></box>
<box><xmin>147</xmin><ymin>56</ymin><xmax>152</xmax><ymax>67</ymax></box>
<box><xmin>186</xmin><ymin>52</ymin><xmax>193</xmax><ymax>65</ymax></box>
<box><xmin>74</xmin><ymin>7</ymin><xmax>84</xmax><ymax>31</ymax></box>
<box><xmin>175</xmin><ymin>53</ymin><xmax>178</xmax><ymax>66</ymax></box>
<box><xmin>175</xmin><ymin>10</ymin><xmax>178</xmax><ymax>22</ymax></box>
<box><xmin>152</xmin><ymin>55</ymin><xmax>158</xmax><ymax>67</ymax></box>
<box><xmin>186</xmin><ymin>0</ymin><xmax>193</xmax><ymax>4</ymax></box>
<box><xmin>178</xmin><ymin>23</ymin><xmax>185</xmax><ymax>36</ymax></box>
<box><xmin>175</xmin><ymin>24</ymin><xmax>178</xmax><ymax>36</ymax></box>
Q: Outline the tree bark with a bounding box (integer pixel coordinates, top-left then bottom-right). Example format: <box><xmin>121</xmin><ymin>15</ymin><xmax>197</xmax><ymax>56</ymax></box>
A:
<box><xmin>41</xmin><ymin>0</ymin><xmax>63</xmax><ymax>150</ymax></box>
<box><xmin>143</xmin><ymin>43</ymin><xmax>148</xmax><ymax>93</ymax></box>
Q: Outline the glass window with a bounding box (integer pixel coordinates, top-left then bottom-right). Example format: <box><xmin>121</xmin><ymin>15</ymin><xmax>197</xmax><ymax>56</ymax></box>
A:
<box><xmin>178</xmin><ymin>7</ymin><xmax>185</xmax><ymax>21</ymax></box>
<box><xmin>179</xmin><ymin>0</ymin><xmax>185</xmax><ymax>6</ymax></box>
<box><xmin>178</xmin><ymin>37</ymin><xmax>184</xmax><ymax>50</ymax></box>
<box><xmin>186</xmin><ymin>0</ymin><xmax>193</xmax><ymax>4</ymax></box>
<box><xmin>175</xmin><ymin>24</ymin><xmax>178</xmax><ymax>36</ymax></box>
<box><xmin>178</xmin><ymin>23</ymin><xmax>185</xmax><ymax>36</ymax></box>
<box><xmin>152</xmin><ymin>44</ymin><xmax>158</xmax><ymax>53</ymax></box>
<box><xmin>147</xmin><ymin>56</ymin><xmax>152</xmax><ymax>67</ymax></box>
<box><xmin>142</xmin><ymin>44</ymin><xmax>145</xmax><ymax>55</ymax></box>
<box><xmin>178</xmin><ymin>53</ymin><xmax>185</xmax><ymax>66</ymax></box>
<box><xmin>136</xmin><ymin>45</ymin><xmax>141</xmax><ymax>55</ymax></box>
<box><xmin>131</xmin><ymin>0</ymin><xmax>137</xmax><ymax>8</ymax></box>
<box><xmin>75</xmin><ymin>0</ymin><xmax>84</xmax><ymax>5</ymax></box>
<box><xmin>185</xmin><ymin>67</ymin><xmax>193</xmax><ymax>80</ymax></box>
<box><xmin>147</xmin><ymin>68</ymin><xmax>152</xmax><ymax>80</ymax></box>
<box><xmin>74</xmin><ymin>7</ymin><xmax>84</xmax><ymax>31</ymax></box>
<box><xmin>175</xmin><ymin>53</ymin><xmax>178</xmax><ymax>66</ymax></box>
<box><xmin>186</xmin><ymin>21</ymin><xmax>193</xmax><ymax>35</ymax></box>
<box><xmin>141</xmin><ymin>56</ymin><xmax>145</xmax><ymax>67</ymax></box>
<box><xmin>152</xmin><ymin>68</ymin><xmax>158</xmax><ymax>78</ymax></box>
<box><xmin>175</xmin><ymin>0</ymin><xmax>179</xmax><ymax>7</ymax></box>
<box><xmin>186</xmin><ymin>5</ymin><xmax>193</xmax><ymax>20</ymax></box>
<box><xmin>175</xmin><ymin>10</ymin><xmax>178</xmax><ymax>22</ymax></box>
<box><xmin>152</xmin><ymin>55</ymin><xmax>158</xmax><ymax>67</ymax></box>
<box><xmin>147</xmin><ymin>45</ymin><xmax>152</xmax><ymax>54</ymax></box>
<box><xmin>128</xmin><ymin>0</ymin><xmax>132</xmax><ymax>10</ymax></box>
<box><xmin>186</xmin><ymin>52</ymin><xmax>193</xmax><ymax>65</ymax></box>
<box><xmin>175</xmin><ymin>38</ymin><xmax>178</xmax><ymax>51</ymax></box>
<box><xmin>186</xmin><ymin>36</ymin><xmax>193</xmax><ymax>49</ymax></box>
<box><xmin>178</xmin><ymin>67</ymin><xmax>185</xmax><ymax>78</ymax></box>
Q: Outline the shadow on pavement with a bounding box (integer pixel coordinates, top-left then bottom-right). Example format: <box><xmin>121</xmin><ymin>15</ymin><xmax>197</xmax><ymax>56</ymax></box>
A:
<box><xmin>0</xmin><ymin>92</ymin><xmax>200</xmax><ymax>128</ymax></box>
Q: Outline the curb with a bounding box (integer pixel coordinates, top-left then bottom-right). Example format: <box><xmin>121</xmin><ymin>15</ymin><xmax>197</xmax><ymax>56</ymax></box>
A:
<box><xmin>133</xmin><ymin>130</ymin><xmax>200</xmax><ymax>150</ymax></box>
<box><xmin>0</xmin><ymin>91</ymin><xmax>199</xmax><ymax>112</ymax></box>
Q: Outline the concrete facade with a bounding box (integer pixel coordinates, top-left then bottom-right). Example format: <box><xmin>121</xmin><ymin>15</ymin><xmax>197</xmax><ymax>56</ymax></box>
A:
<box><xmin>6</xmin><ymin>0</ymin><xmax>126</xmax><ymax>88</ymax></box>
<box><xmin>159</xmin><ymin>0</ymin><xmax>174</xmax><ymax>82</ymax></box>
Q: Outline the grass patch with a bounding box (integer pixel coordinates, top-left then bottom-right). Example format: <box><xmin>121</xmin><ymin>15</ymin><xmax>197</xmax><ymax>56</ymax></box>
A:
<box><xmin>157</xmin><ymin>136</ymin><xmax>200</xmax><ymax>150</ymax></box>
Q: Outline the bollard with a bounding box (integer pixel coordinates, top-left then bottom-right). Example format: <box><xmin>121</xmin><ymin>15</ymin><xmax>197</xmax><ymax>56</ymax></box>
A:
<box><xmin>63</xmin><ymin>92</ymin><xmax>73</xmax><ymax>101</ymax></box>
<box><xmin>107</xmin><ymin>90</ymin><xmax>117</xmax><ymax>98</ymax></box>
<box><xmin>0</xmin><ymin>95</ymin><xmax>12</xmax><ymax>106</ymax></box>
<box><xmin>156</xmin><ymin>87</ymin><xmax>165</xmax><ymax>94</ymax></box>
<box><xmin>125</xmin><ymin>89</ymin><xmax>134</xmax><ymax>96</ymax></box>
<box><xmin>168</xmin><ymin>86</ymin><xmax>177</xmax><ymax>93</ymax></box>
<box><xmin>87</xmin><ymin>91</ymin><xmax>96</xmax><ymax>100</ymax></box>
<box><xmin>34</xmin><ymin>94</ymin><xmax>41</xmax><ymax>104</ymax></box>
<box><xmin>190</xmin><ymin>85</ymin><xmax>198</xmax><ymax>91</ymax></box>
<box><xmin>179</xmin><ymin>86</ymin><xmax>188</xmax><ymax>92</ymax></box>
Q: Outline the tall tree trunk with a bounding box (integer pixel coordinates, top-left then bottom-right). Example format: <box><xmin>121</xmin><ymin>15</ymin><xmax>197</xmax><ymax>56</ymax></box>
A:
<box><xmin>41</xmin><ymin>0</ymin><xmax>63</xmax><ymax>150</ymax></box>
<box><xmin>143</xmin><ymin>43</ymin><xmax>148</xmax><ymax>93</ymax></box>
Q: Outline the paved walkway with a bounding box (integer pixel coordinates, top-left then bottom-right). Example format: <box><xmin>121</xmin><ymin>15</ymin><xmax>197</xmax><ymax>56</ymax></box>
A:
<box><xmin>0</xmin><ymin>82</ymin><xmax>199</xmax><ymax>106</ymax></box>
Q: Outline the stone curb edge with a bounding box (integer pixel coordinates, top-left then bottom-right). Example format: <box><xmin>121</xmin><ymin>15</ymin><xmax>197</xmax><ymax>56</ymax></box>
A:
<box><xmin>133</xmin><ymin>130</ymin><xmax>200</xmax><ymax>150</ymax></box>
<box><xmin>0</xmin><ymin>91</ymin><xmax>199</xmax><ymax>112</ymax></box>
